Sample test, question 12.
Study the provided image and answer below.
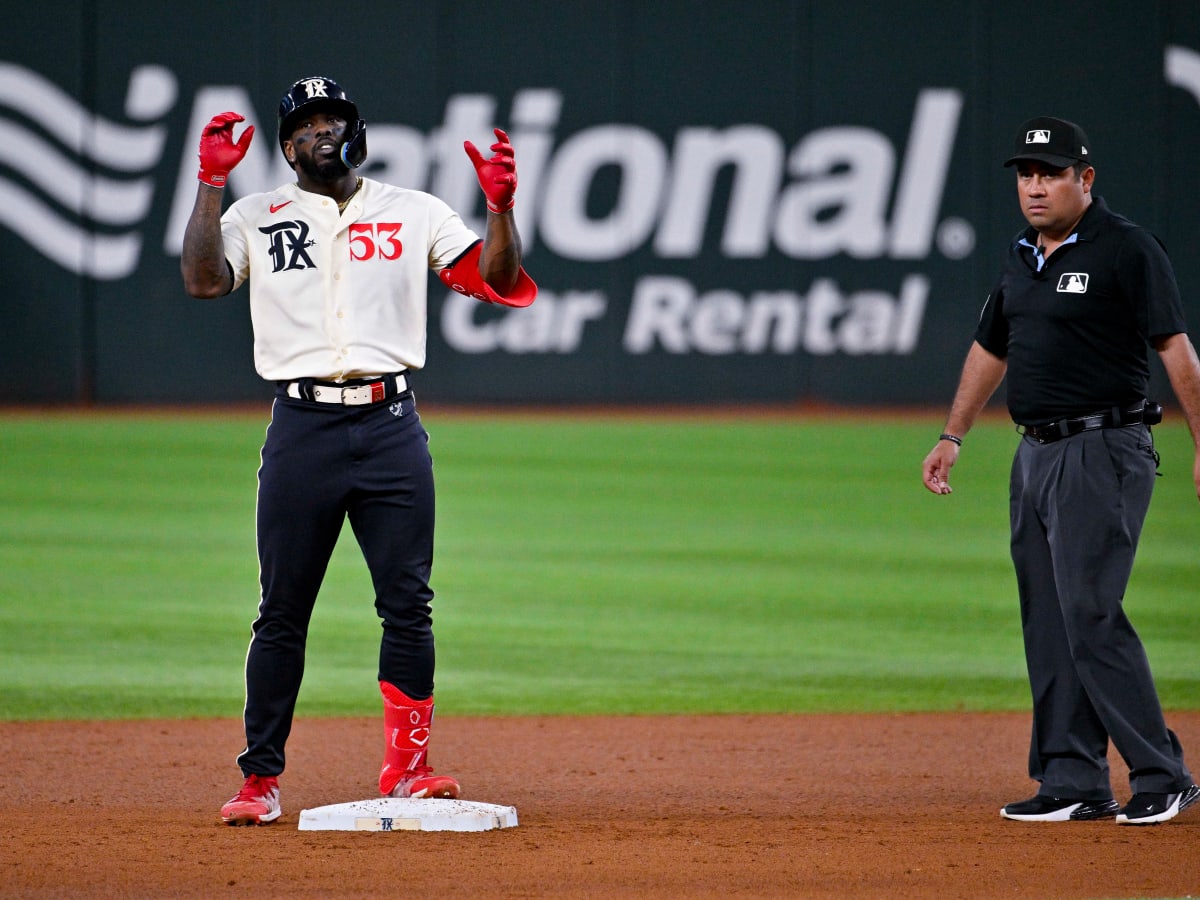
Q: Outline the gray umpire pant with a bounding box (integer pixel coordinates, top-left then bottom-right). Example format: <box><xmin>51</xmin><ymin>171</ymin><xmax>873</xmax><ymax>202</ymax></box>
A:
<box><xmin>1009</xmin><ymin>424</ymin><xmax>1191</xmax><ymax>800</ymax></box>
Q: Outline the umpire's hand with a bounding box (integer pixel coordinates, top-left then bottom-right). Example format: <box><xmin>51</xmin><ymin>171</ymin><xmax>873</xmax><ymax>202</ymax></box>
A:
<box><xmin>922</xmin><ymin>440</ymin><xmax>959</xmax><ymax>495</ymax></box>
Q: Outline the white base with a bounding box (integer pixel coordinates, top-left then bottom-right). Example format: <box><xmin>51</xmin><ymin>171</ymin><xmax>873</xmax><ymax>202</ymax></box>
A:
<box><xmin>297</xmin><ymin>797</ymin><xmax>518</xmax><ymax>832</ymax></box>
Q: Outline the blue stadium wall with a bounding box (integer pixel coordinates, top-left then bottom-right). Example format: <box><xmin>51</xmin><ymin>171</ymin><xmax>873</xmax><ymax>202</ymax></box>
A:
<box><xmin>3</xmin><ymin>1</ymin><xmax>1200</xmax><ymax>406</ymax></box>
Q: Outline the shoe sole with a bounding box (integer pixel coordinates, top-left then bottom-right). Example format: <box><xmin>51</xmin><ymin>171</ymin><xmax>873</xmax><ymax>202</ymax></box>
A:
<box><xmin>221</xmin><ymin>804</ymin><xmax>282</xmax><ymax>826</ymax></box>
<box><xmin>390</xmin><ymin>776</ymin><xmax>461</xmax><ymax>800</ymax></box>
<box><xmin>410</xmin><ymin>786</ymin><xmax>459</xmax><ymax>799</ymax></box>
<box><xmin>1001</xmin><ymin>800</ymin><xmax>1119</xmax><ymax>822</ymax></box>
<box><xmin>398</xmin><ymin>783</ymin><xmax>460</xmax><ymax>799</ymax></box>
<box><xmin>222</xmin><ymin>811</ymin><xmax>281</xmax><ymax>826</ymax></box>
<box><xmin>1116</xmin><ymin>787</ymin><xmax>1198</xmax><ymax>826</ymax></box>
<box><xmin>1116</xmin><ymin>805</ymin><xmax>1179</xmax><ymax>825</ymax></box>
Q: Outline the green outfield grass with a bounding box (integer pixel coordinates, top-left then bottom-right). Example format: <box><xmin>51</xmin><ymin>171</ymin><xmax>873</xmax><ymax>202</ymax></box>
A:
<box><xmin>1</xmin><ymin>408</ymin><xmax>1198</xmax><ymax>721</ymax></box>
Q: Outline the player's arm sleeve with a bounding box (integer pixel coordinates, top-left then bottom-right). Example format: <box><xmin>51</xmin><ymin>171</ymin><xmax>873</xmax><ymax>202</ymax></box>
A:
<box><xmin>437</xmin><ymin>240</ymin><xmax>536</xmax><ymax>308</ymax></box>
<box><xmin>220</xmin><ymin>203</ymin><xmax>251</xmax><ymax>293</ymax></box>
<box><xmin>428</xmin><ymin>200</ymin><xmax>536</xmax><ymax>308</ymax></box>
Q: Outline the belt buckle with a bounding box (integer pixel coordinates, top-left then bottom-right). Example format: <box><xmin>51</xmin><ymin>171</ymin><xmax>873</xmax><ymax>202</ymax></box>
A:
<box><xmin>341</xmin><ymin>380</ymin><xmax>387</xmax><ymax>406</ymax></box>
<box><xmin>1025</xmin><ymin>422</ymin><xmax>1061</xmax><ymax>443</ymax></box>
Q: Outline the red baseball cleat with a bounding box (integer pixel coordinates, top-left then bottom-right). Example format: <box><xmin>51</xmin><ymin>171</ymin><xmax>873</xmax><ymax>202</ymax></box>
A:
<box><xmin>385</xmin><ymin>765</ymin><xmax>460</xmax><ymax>799</ymax></box>
<box><xmin>220</xmin><ymin>774</ymin><xmax>282</xmax><ymax>825</ymax></box>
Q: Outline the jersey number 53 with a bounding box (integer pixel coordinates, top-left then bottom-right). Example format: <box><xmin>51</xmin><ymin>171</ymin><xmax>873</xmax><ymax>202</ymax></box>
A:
<box><xmin>349</xmin><ymin>222</ymin><xmax>404</xmax><ymax>261</ymax></box>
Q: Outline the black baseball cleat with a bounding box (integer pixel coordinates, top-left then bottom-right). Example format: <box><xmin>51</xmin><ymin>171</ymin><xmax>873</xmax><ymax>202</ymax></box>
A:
<box><xmin>1115</xmin><ymin>784</ymin><xmax>1200</xmax><ymax>826</ymax></box>
<box><xmin>1000</xmin><ymin>795</ymin><xmax>1120</xmax><ymax>822</ymax></box>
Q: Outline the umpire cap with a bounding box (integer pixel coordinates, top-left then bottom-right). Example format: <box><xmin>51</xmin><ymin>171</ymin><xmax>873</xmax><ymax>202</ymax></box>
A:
<box><xmin>1004</xmin><ymin>116</ymin><xmax>1092</xmax><ymax>169</ymax></box>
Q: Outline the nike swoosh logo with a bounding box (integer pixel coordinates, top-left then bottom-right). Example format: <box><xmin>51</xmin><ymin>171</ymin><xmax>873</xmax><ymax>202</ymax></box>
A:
<box><xmin>269</xmin><ymin>201</ymin><xmax>293</xmax><ymax>213</ymax></box>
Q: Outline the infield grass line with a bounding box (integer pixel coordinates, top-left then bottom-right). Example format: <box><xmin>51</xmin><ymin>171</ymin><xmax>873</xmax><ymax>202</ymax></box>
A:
<box><xmin>1</xmin><ymin>409</ymin><xmax>1197</xmax><ymax>720</ymax></box>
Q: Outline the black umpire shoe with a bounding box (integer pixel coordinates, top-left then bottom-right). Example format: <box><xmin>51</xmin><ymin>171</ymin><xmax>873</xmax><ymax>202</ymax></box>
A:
<box><xmin>1115</xmin><ymin>784</ymin><xmax>1200</xmax><ymax>826</ymax></box>
<box><xmin>1000</xmin><ymin>795</ymin><xmax>1120</xmax><ymax>822</ymax></box>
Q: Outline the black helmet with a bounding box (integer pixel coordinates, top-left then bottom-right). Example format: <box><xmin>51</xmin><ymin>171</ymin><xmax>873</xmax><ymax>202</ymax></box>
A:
<box><xmin>277</xmin><ymin>76</ymin><xmax>367</xmax><ymax>168</ymax></box>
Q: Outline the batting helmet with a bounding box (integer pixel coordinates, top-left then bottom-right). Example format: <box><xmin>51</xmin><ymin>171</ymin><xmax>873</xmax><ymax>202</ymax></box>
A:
<box><xmin>277</xmin><ymin>75</ymin><xmax>367</xmax><ymax>168</ymax></box>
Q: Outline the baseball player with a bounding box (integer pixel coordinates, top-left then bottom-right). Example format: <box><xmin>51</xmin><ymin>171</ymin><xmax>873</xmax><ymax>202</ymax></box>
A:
<box><xmin>922</xmin><ymin>116</ymin><xmax>1200</xmax><ymax>825</ymax></box>
<box><xmin>180</xmin><ymin>75</ymin><xmax>536</xmax><ymax>825</ymax></box>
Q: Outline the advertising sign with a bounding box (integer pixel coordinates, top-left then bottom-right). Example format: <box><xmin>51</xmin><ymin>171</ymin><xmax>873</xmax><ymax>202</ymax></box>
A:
<box><xmin>3</xmin><ymin>1</ymin><xmax>1199</xmax><ymax>405</ymax></box>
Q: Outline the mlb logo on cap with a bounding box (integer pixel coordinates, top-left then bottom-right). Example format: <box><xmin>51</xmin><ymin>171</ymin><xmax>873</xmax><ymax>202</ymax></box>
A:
<box><xmin>1004</xmin><ymin>116</ymin><xmax>1092</xmax><ymax>168</ymax></box>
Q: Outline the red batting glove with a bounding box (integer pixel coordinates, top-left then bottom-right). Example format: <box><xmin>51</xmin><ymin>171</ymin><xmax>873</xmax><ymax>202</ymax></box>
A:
<box><xmin>198</xmin><ymin>112</ymin><xmax>255</xmax><ymax>188</ymax></box>
<box><xmin>464</xmin><ymin>128</ymin><xmax>517</xmax><ymax>213</ymax></box>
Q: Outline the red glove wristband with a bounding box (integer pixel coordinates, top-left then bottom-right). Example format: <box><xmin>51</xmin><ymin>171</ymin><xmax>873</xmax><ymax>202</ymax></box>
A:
<box><xmin>197</xmin><ymin>113</ymin><xmax>254</xmax><ymax>189</ymax></box>
<box><xmin>198</xmin><ymin>166</ymin><xmax>230</xmax><ymax>188</ymax></box>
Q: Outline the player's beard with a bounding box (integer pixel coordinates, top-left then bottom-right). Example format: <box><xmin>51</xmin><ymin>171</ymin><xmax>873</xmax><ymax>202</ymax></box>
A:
<box><xmin>295</xmin><ymin>147</ymin><xmax>349</xmax><ymax>183</ymax></box>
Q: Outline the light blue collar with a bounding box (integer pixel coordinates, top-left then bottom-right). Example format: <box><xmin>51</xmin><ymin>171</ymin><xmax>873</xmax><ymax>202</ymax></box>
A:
<box><xmin>1019</xmin><ymin>233</ymin><xmax>1079</xmax><ymax>272</ymax></box>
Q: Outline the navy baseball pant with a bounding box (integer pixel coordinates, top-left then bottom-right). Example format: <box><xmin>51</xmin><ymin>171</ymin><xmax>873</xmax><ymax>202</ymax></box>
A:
<box><xmin>237</xmin><ymin>387</ymin><xmax>435</xmax><ymax>777</ymax></box>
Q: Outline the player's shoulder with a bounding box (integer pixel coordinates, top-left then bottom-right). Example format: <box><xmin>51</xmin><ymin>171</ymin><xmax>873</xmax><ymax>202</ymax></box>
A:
<box><xmin>360</xmin><ymin>180</ymin><xmax>461</xmax><ymax>226</ymax></box>
<box><xmin>361</xmin><ymin>178</ymin><xmax>441</xmax><ymax>205</ymax></box>
<box><xmin>225</xmin><ymin>183</ymin><xmax>302</xmax><ymax>218</ymax></box>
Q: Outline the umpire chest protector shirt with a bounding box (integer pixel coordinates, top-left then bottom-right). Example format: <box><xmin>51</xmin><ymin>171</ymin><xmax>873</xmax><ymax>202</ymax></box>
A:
<box><xmin>974</xmin><ymin>196</ymin><xmax>1188</xmax><ymax>425</ymax></box>
<box><xmin>220</xmin><ymin>178</ymin><xmax>480</xmax><ymax>382</ymax></box>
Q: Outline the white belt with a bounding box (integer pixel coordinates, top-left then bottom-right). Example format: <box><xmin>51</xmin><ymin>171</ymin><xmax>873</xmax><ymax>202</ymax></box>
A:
<box><xmin>286</xmin><ymin>373</ymin><xmax>408</xmax><ymax>406</ymax></box>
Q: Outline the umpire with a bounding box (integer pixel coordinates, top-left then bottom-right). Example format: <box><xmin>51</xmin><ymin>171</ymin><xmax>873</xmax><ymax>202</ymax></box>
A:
<box><xmin>922</xmin><ymin>116</ymin><xmax>1200</xmax><ymax>825</ymax></box>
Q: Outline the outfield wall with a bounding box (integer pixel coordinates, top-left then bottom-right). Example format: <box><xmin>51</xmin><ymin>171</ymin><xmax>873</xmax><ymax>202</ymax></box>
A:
<box><xmin>3</xmin><ymin>1</ymin><xmax>1200</xmax><ymax>405</ymax></box>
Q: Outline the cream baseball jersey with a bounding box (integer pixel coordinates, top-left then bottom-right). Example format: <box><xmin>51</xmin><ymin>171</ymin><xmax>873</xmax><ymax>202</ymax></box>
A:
<box><xmin>220</xmin><ymin>177</ymin><xmax>480</xmax><ymax>381</ymax></box>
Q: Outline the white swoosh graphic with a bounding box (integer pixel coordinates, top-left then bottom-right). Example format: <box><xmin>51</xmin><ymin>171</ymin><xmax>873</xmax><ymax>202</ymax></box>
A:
<box><xmin>0</xmin><ymin>179</ymin><xmax>142</xmax><ymax>279</ymax></box>
<box><xmin>1165</xmin><ymin>45</ymin><xmax>1200</xmax><ymax>106</ymax></box>
<box><xmin>0</xmin><ymin>62</ymin><xmax>173</xmax><ymax>279</ymax></box>
<box><xmin>0</xmin><ymin>62</ymin><xmax>168</xmax><ymax>171</ymax></box>
<box><xmin>0</xmin><ymin>115</ymin><xmax>154</xmax><ymax>225</ymax></box>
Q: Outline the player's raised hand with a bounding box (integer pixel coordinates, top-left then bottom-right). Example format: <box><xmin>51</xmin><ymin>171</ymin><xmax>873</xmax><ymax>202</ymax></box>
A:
<box><xmin>198</xmin><ymin>112</ymin><xmax>255</xmax><ymax>188</ymax></box>
<box><xmin>464</xmin><ymin>128</ymin><xmax>517</xmax><ymax>213</ymax></box>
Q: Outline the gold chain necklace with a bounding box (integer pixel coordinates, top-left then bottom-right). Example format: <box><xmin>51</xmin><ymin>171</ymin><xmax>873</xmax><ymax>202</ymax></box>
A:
<box><xmin>337</xmin><ymin>177</ymin><xmax>363</xmax><ymax>214</ymax></box>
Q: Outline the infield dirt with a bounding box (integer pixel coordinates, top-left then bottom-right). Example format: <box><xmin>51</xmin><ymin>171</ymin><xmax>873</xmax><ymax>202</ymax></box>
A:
<box><xmin>4</xmin><ymin>711</ymin><xmax>1200</xmax><ymax>898</ymax></box>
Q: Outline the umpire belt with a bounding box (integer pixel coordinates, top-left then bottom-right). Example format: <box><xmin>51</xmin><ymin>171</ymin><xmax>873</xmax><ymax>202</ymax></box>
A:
<box><xmin>284</xmin><ymin>372</ymin><xmax>408</xmax><ymax>406</ymax></box>
<box><xmin>1021</xmin><ymin>402</ymin><xmax>1153</xmax><ymax>444</ymax></box>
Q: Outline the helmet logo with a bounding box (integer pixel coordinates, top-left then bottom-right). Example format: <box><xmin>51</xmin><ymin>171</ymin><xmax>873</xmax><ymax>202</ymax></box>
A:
<box><xmin>300</xmin><ymin>78</ymin><xmax>331</xmax><ymax>100</ymax></box>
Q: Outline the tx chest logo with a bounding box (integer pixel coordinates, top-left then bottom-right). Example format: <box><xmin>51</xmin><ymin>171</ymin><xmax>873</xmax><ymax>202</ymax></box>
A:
<box><xmin>260</xmin><ymin>221</ymin><xmax>317</xmax><ymax>272</ymax></box>
<box><xmin>1057</xmin><ymin>273</ymin><xmax>1089</xmax><ymax>294</ymax></box>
